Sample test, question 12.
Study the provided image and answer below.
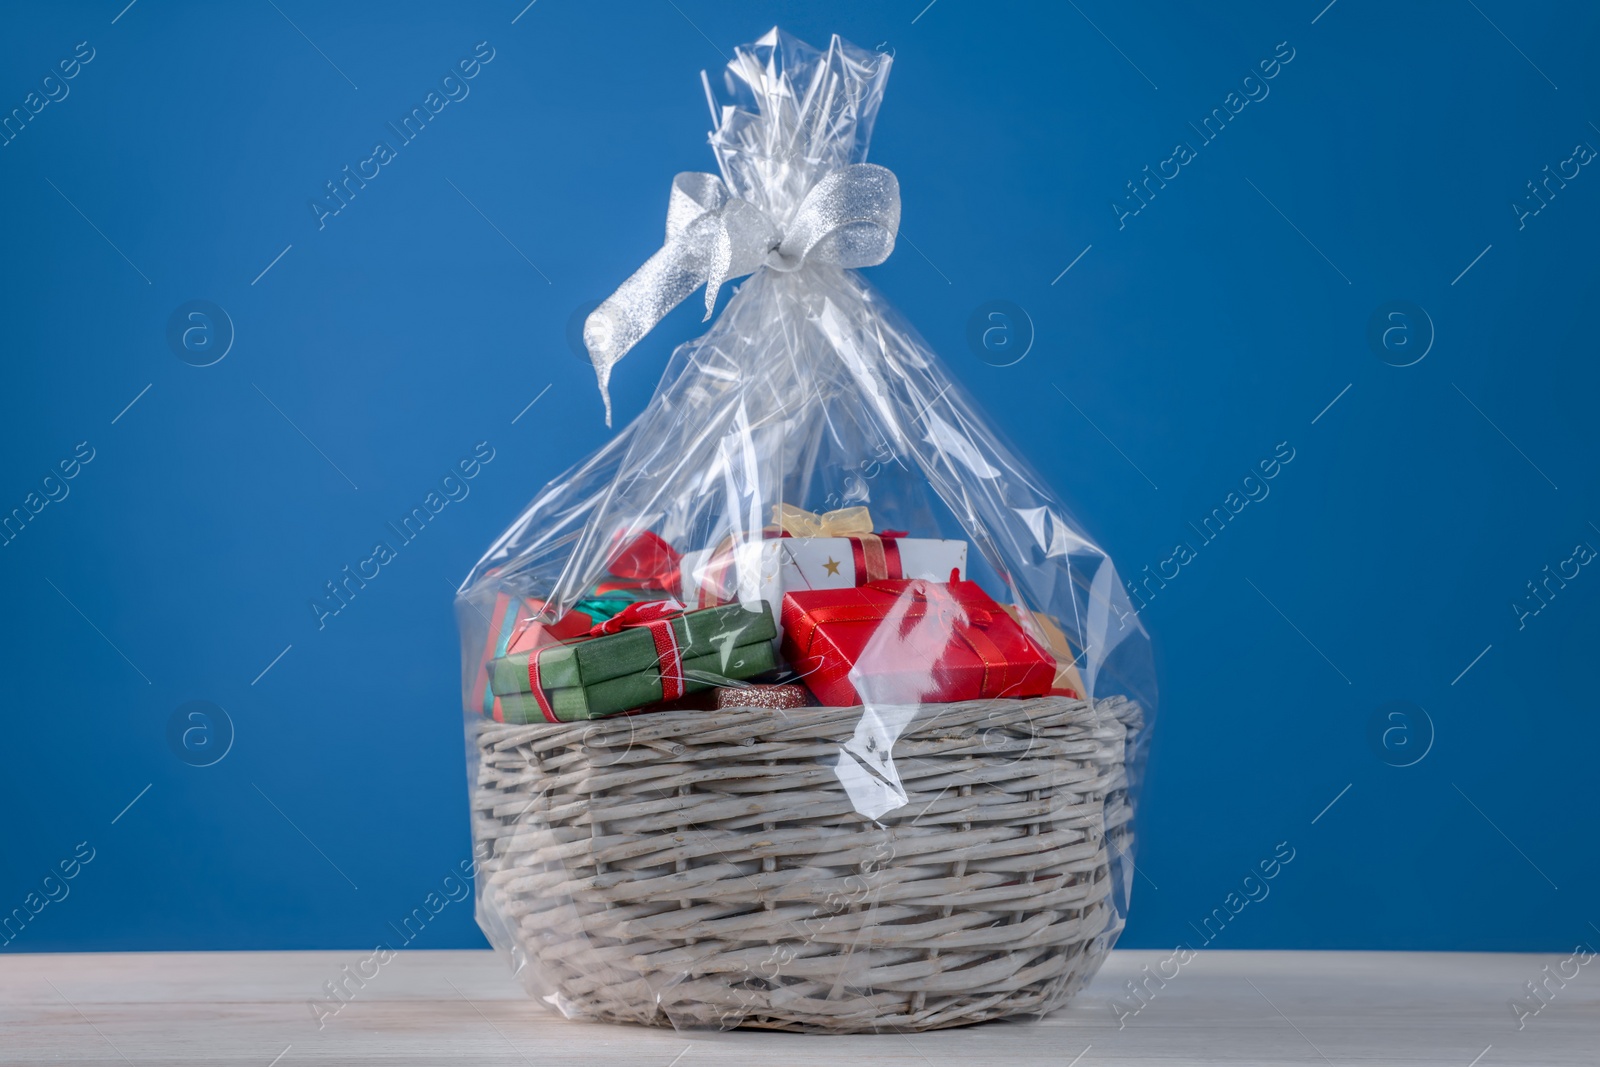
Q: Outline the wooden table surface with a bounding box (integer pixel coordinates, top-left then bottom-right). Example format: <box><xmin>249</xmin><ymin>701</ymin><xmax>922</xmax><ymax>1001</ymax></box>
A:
<box><xmin>2</xmin><ymin>949</ymin><xmax>1591</xmax><ymax>1065</ymax></box>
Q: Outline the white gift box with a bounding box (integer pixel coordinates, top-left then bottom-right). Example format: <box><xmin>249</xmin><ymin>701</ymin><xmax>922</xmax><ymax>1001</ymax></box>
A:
<box><xmin>679</xmin><ymin>536</ymin><xmax>968</xmax><ymax>633</ymax></box>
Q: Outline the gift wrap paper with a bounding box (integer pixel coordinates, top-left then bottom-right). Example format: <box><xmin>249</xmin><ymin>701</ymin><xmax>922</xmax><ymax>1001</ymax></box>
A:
<box><xmin>680</xmin><ymin>536</ymin><xmax>967</xmax><ymax>615</ymax></box>
<box><xmin>487</xmin><ymin>601</ymin><xmax>777</xmax><ymax>721</ymax></box>
<box><xmin>781</xmin><ymin>579</ymin><xmax>1055</xmax><ymax>706</ymax></box>
<box><xmin>495</xmin><ymin>642</ymin><xmax>777</xmax><ymax>722</ymax></box>
<box><xmin>490</xmin><ymin>600</ymin><xmax>775</xmax><ymax>696</ymax></box>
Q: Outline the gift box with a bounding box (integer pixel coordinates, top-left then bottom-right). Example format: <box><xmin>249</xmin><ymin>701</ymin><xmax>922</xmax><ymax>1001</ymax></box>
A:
<box><xmin>490</xmin><ymin>600</ymin><xmax>775</xmax><ymax>694</ymax></box>
<box><xmin>714</xmin><ymin>683</ymin><xmax>809</xmax><ymax>710</ymax></box>
<box><xmin>680</xmin><ymin>505</ymin><xmax>967</xmax><ymax>616</ymax></box>
<box><xmin>472</xmin><ymin>541</ymin><xmax>704</xmax><ymax>702</ymax></box>
<box><xmin>468</xmin><ymin>593</ymin><xmax>600</xmax><ymax>717</ymax></box>
<box><xmin>1001</xmin><ymin>605</ymin><xmax>1086</xmax><ymax>699</ymax></box>
<box><xmin>494</xmin><ymin>643</ymin><xmax>777</xmax><ymax>722</ymax></box>
<box><xmin>470</xmin><ymin>592</ymin><xmax>526</xmax><ymax>716</ymax></box>
<box><xmin>490</xmin><ymin>600</ymin><xmax>777</xmax><ymax>721</ymax></box>
<box><xmin>781</xmin><ymin>578</ymin><xmax>1056</xmax><ymax>706</ymax></box>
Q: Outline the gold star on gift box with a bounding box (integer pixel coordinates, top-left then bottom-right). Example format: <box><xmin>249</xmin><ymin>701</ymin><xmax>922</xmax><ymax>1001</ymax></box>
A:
<box><xmin>823</xmin><ymin>557</ymin><xmax>841</xmax><ymax>576</ymax></box>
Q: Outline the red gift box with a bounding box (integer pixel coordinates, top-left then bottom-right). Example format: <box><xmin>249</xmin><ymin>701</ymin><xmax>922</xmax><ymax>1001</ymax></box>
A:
<box><xmin>781</xmin><ymin>578</ymin><xmax>1056</xmax><ymax>706</ymax></box>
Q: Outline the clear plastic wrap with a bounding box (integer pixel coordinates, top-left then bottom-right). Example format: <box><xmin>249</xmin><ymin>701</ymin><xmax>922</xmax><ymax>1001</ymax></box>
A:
<box><xmin>456</xmin><ymin>28</ymin><xmax>1154</xmax><ymax>1033</ymax></box>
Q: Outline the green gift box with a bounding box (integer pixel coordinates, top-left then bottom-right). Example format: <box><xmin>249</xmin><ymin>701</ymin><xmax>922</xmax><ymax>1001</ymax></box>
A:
<box><xmin>495</xmin><ymin>641</ymin><xmax>777</xmax><ymax>722</ymax></box>
<box><xmin>490</xmin><ymin>601</ymin><xmax>778</xmax><ymax>722</ymax></box>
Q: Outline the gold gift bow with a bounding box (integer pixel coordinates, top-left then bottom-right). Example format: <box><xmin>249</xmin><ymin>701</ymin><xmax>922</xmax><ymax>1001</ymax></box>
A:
<box><xmin>771</xmin><ymin>504</ymin><xmax>875</xmax><ymax>539</ymax></box>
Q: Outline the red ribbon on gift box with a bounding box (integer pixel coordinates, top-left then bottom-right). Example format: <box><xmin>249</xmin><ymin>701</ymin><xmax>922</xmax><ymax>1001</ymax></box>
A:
<box><xmin>848</xmin><ymin>530</ymin><xmax>905</xmax><ymax>584</ymax></box>
<box><xmin>523</xmin><ymin>651</ymin><xmax>557</xmax><ymax>723</ymax></box>
<box><xmin>588</xmin><ymin>600</ymin><xmax>687</xmax><ymax>700</ymax></box>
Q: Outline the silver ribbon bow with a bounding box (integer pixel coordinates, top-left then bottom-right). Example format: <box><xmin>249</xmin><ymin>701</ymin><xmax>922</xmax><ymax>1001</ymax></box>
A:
<box><xmin>583</xmin><ymin>163</ymin><xmax>901</xmax><ymax>423</ymax></box>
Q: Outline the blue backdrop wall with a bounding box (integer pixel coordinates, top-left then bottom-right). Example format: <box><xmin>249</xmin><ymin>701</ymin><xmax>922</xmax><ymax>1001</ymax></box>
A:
<box><xmin>3</xmin><ymin>0</ymin><xmax>1596</xmax><ymax>956</ymax></box>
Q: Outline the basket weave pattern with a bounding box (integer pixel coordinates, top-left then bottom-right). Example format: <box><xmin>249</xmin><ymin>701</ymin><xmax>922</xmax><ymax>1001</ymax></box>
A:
<box><xmin>471</xmin><ymin>695</ymin><xmax>1141</xmax><ymax>1033</ymax></box>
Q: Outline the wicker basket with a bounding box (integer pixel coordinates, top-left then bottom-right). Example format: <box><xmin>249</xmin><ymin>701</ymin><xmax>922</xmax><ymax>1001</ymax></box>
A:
<box><xmin>470</xmin><ymin>694</ymin><xmax>1142</xmax><ymax>1033</ymax></box>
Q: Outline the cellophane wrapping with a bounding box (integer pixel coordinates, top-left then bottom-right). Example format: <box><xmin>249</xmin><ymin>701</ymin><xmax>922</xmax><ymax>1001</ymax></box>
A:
<box><xmin>456</xmin><ymin>28</ymin><xmax>1155</xmax><ymax>1033</ymax></box>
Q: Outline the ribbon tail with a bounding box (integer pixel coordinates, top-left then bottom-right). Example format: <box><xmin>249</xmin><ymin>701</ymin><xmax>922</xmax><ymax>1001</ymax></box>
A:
<box><xmin>584</xmin><ymin>205</ymin><xmax>770</xmax><ymax>425</ymax></box>
<box><xmin>584</xmin><ymin>240</ymin><xmax>709</xmax><ymax>426</ymax></box>
<box><xmin>703</xmin><ymin>226</ymin><xmax>733</xmax><ymax>322</ymax></box>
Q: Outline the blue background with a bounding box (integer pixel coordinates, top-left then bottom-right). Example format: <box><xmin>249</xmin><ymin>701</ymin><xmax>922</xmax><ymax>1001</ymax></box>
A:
<box><xmin>3</xmin><ymin>0</ymin><xmax>1596</xmax><ymax>956</ymax></box>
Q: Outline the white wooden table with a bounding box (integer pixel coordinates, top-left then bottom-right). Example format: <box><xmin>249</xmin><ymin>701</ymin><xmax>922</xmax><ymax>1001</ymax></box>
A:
<box><xmin>2</xmin><ymin>949</ymin><xmax>1591</xmax><ymax>1065</ymax></box>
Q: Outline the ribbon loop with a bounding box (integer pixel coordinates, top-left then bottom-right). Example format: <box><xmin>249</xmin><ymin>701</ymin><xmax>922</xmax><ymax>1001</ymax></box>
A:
<box><xmin>584</xmin><ymin>598</ymin><xmax>687</xmax><ymax>705</ymax></box>
<box><xmin>587</xmin><ymin>598</ymin><xmax>685</xmax><ymax>637</ymax></box>
<box><xmin>771</xmin><ymin>503</ymin><xmax>876</xmax><ymax>538</ymax></box>
<box><xmin>594</xmin><ymin>532</ymin><xmax>684</xmax><ymax>597</ymax></box>
<box><xmin>584</xmin><ymin>163</ymin><xmax>901</xmax><ymax>424</ymax></box>
<box><xmin>771</xmin><ymin>164</ymin><xmax>900</xmax><ymax>273</ymax></box>
<box><xmin>665</xmin><ymin>172</ymin><xmax>729</xmax><ymax>239</ymax></box>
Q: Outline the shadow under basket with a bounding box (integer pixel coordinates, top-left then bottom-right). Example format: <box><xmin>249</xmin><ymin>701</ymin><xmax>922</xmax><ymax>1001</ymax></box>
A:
<box><xmin>470</xmin><ymin>694</ymin><xmax>1143</xmax><ymax>1034</ymax></box>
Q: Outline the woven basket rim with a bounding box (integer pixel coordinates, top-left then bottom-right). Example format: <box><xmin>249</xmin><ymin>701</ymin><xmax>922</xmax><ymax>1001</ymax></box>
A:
<box><xmin>476</xmin><ymin>693</ymin><xmax>1135</xmax><ymax>734</ymax></box>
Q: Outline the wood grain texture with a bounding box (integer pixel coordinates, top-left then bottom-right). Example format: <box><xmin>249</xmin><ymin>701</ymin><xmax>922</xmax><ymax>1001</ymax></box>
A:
<box><xmin>2</xmin><ymin>949</ymin><xmax>1593</xmax><ymax>1066</ymax></box>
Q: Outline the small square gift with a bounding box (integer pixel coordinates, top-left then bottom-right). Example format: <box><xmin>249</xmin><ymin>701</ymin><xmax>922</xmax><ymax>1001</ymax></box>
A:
<box><xmin>488</xmin><ymin>600</ymin><xmax>776</xmax><ymax>722</ymax></box>
<box><xmin>780</xmin><ymin>577</ymin><xmax>1057</xmax><ymax>706</ymax></box>
<box><xmin>679</xmin><ymin>504</ymin><xmax>967</xmax><ymax>614</ymax></box>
